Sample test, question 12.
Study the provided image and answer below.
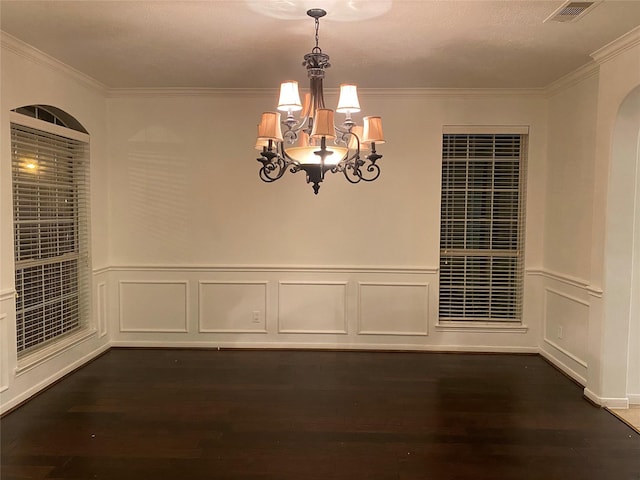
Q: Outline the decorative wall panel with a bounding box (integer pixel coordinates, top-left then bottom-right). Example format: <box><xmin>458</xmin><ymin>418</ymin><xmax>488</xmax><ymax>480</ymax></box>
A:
<box><xmin>278</xmin><ymin>282</ymin><xmax>347</xmax><ymax>334</ymax></box>
<box><xmin>106</xmin><ymin>267</ymin><xmax>536</xmax><ymax>352</ymax></box>
<box><xmin>119</xmin><ymin>281</ymin><xmax>188</xmax><ymax>332</ymax></box>
<box><xmin>97</xmin><ymin>282</ymin><xmax>107</xmax><ymax>338</ymax></box>
<box><xmin>358</xmin><ymin>282</ymin><xmax>429</xmax><ymax>335</ymax></box>
<box><xmin>0</xmin><ymin>313</ymin><xmax>8</xmax><ymax>393</ymax></box>
<box><xmin>199</xmin><ymin>281</ymin><xmax>267</xmax><ymax>333</ymax></box>
<box><xmin>544</xmin><ymin>287</ymin><xmax>589</xmax><ymax>368</ymax></box>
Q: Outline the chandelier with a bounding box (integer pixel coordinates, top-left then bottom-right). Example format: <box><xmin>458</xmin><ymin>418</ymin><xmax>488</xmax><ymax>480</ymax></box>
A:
<box><xmin>255</xmin><ymin>8</ymin><xmax>385</xmax><ymax>195</ymax></box>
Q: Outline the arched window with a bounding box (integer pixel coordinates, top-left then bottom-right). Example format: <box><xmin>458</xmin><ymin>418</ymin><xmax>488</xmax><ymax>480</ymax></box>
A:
<box><xmin>10</xmin><ymin>105</ymin><xmax>90</xmax><ymax>355</ymax></box>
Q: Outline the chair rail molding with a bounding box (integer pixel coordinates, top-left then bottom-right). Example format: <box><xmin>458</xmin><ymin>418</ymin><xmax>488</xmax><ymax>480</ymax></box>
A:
<box><xmin>105</xmin><ymin>264</ymin><xmax>439</xmax><ymax>275</ymax></box>
<box><xmin>526</xmin><ymin>268</ymin><xmax>591</xmax><ymax>290</ymax></box>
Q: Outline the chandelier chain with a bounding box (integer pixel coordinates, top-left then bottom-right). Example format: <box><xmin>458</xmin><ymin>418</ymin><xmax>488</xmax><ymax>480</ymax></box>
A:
<box><xmin>314</xmin><ymin>16</ymin><xmax>321</xmax><ymax>52</ymax></box>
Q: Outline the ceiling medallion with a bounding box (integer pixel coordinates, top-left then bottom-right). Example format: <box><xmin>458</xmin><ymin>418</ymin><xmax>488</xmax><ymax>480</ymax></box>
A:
<box><xmin>245</xmin><ymin>1</ymin><xmax>392</xmax><ymax>22</ymax></box>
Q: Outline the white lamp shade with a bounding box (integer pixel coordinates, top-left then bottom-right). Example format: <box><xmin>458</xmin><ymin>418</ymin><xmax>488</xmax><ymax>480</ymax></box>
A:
<box><xmin>362</xmin><ymin>116</ymin><xmax>385</xmax><ymax>144</ymax></box>
<box><xmin>298</xmin><ymin>130</ymin><xmax>311</xmax><ymax>147</ymax></box>
<box><xmin>336</xmin><ymin>84</ymin><xmax>361</xmax><ymax>113</ymax></box>
<box><xmin>277</xmin><ymin>81</ymin><xmax>303</xmax><ymax>112</ymax></box>
<box><xmin>310</xmin><ymin>109</ymin><xmax>336</xmax><ymax>139</ymax></box>
<box><xmin>257</xmin><ymin>112</ymin><xmax>283</xmax><ymax>142</ymax></box>
<box><xmin>348</xmin><ymin>126</ymin><xmax>369</xmax><ymax>151</ymax></box>
<box><xmin>255</xmin><ymin>125</ymin><xmax>269</xmax><ymax>150</ymax></box>
<box><xmin>255</xmin><ymin>137</ymin><xmax>270</xmax><ymax>150</ymax></box>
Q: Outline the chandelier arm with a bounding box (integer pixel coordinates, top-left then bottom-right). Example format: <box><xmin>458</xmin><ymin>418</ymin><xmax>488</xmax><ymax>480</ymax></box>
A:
<box><xmin>331</xmin><ymin>148</ymin><xmax>358</xmax><ymax>174</ymax></box>
<box><xmin>359</xmin><ymin>162</ymin><xmax>381</xmax><ymax>182</ymax></box>
<box><xmin>333</xmin><ymin>128</ymin><xmax>352</xmax><ymax>147</ymax></box>
<box><xmin>280</xmin><ymin>140</ymin><xmax>303</xmax><ymax>173</ymax></box>
<box><xmin>257</xmin><ymin>143</ymin><xmax>300</xmax><ymax>182</ymax></box>
<box><xmin>341</xmin><ymin>154</ymin><xmax>364</xmax><ymax>183</ymax></box>
<box><xmin>282</xmin><ymin>128</ymin><xmax>299</xmax><ymax>145</ymax></box>
<box><xmin>282</xmin><ymin>114</ymin><xmax>312</xmax><ymax>144</ymax></box>
<box><xmin>342</xmin><ymin>163</ymin><xmax>362</xmax><ymax>184</ymax></box>
<box><xmin>335</xmin><ymin>124</ymin><xmax>352</xmax><ymax>136</ymax></box>
<box><xmin>358</xmin><ymin>152</ymin><xmax>383</xmax><ymax>182</ymax></box>
<box><xmin>338</xmin><ymin>149</ymin><xmax>383</xmax><ymax>183</ymax></box>
<box><xmin>258</xmin><ymin>156</ymin><xmax>286</xmax><ymax>182</ymax></box>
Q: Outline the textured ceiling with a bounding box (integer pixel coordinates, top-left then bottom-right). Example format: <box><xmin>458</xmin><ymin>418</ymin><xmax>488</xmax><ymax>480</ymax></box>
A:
<box><xmin>1</xmin><ymin>0</ymin><xmax>640</xmax><ymax>89</ymax></box>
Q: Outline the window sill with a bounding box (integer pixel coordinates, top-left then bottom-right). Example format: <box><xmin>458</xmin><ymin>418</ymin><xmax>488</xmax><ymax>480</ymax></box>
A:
<box><xmin>16</xmin><ymin>327</ymin><xmax>98</xmax><ymax>376</ymax></box>
<box><xmin>435</xmin><ymin>321</ymin><xmax>529</xmax><ymax>333</ymax></box>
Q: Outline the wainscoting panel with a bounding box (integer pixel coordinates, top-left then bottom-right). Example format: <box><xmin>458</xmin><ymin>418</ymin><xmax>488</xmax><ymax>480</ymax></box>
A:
<box><xmin>199</xmin><ymin>281</ymin><xmax>268</xmax><ymax>333</ymax></box>
<box><xmin>524</xmin><ymin>269</ymin><xmax>591</xmax><ymax>385</ymax></box>
<box><xmin>358</xmin><ymin>282</ymin><xmax>429</xmax><ymax>336</ymax></box>
<box><xmin>0</xmin><ymin>313</ymin><xmax>8</xmax><ymax>393</ymax></box>
<box><xmin>543</xmin><ymin>287</ymin><xmax>589</xmax><ymax>369</ymax></box>
<box><xmin>106</xmin><ymin>266</ymin><xmax>539</xmax><ymax>351</ymax></box>
<box><xmin>119</xmin><ymin>281</ymin><xmax>189</xmax><ymax>332</ymax></box>
<box><xmin>278</xmin><ymin>281</ymin><xmax>348</xmax><ymax>334</ymax></box>
<box><xmin>97</xmin><ymin>282</ymin><xmax>107</xmax><ymax>338</ymax></box>
<box><xmin>0</xmin><ymin>289</ymin><xmax>16</xmax><ymax>395</ymax></box>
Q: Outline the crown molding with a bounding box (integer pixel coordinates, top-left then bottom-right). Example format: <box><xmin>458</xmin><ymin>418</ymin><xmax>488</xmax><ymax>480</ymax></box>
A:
<box><xmin>541</xmin><ymin>25</ymin><xmax>640</xmax><ymax>97</ymax></box>
<box><xmin>1</xmin><ymin>31</ymin><xmax>108</xmax><ymax>94</ymax></box>
<box><xmin>0</xmin><ymin>31</ymin><xmax>547</xmax><ymax>99</ymax></box>
<box><xmin>107</xmin><ymin>86</ymin><xmax>546</xmax><ymax>99</ymax></box>
<box><xmin>591</xmin><ymin>25</ymin><xmax>640</xmax><ymax>65</ymax></box>
<box><xmin>544</xmin><ymin>61</ymin><xmax>599</xmax><ymax>98</ymax></box>
<box><xmin>106</xmin><ymin>88</ymin><xmax>277</xmax><ymax>98</ymax></box>
<box><xmin>359</xmin><ymin>88</ymin><xmax>546</xmax><ymax>98</ymax></box>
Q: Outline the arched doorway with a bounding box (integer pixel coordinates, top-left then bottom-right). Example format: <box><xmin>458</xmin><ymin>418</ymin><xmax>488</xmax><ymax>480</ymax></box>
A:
<box><xmin>603</xmin><ymin>85</ymin><xmax>640</xmax><ymax>403</ymax></box>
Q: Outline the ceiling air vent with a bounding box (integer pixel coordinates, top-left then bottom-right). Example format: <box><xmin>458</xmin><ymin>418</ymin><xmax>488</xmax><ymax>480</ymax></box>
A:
<box><xmin>545</xmin><ymin>1</ymin><xmax>598</xmax><ymax>23</ymax></box>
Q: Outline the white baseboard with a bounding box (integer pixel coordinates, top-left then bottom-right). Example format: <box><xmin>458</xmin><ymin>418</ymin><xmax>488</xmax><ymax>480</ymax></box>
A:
<box><xmin>584</xmin><ymin>387</ymin><xmax>629</xmax><ymax>408</ymax></box>
<box><xmin>0</xmin><ymin>343</ymin><xmax>110</xmax><ymax>415</ymax></box>
<box><xmin>110</xmin><ymin>340</ymin><xmax>539</xmax><ymax>353</ymax></box>
<box><xmin>539</xmin><ymin>347</ymin><xmax>587</xmax><ymax>385</ymax></box>
<box><xmin>627</xmin><ymin>394</ymin><xmax>640</xmax><ymax>405</ymax></box>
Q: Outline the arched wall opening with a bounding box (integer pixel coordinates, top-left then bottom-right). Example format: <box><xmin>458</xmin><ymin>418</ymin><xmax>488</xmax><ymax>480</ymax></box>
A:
<box><xmin>603</xmin><ymin>85</ymin><xmax>640</xmax><ymax>402</ymax></box>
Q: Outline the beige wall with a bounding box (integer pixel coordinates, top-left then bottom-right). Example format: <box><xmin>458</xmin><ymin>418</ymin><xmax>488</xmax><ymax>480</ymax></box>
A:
<box><xmin>538</xmin><ymin>72</ymin><xmax>599</xmax><ymax>385</ymax></box>
<box><xmin>589</xmin><ymin>37</ymin><xmax>640</xmax><ymax>405</ymax></box>
<box><xmin>1</xmin><ymin>25</ymin><xmax>638</xmax><ymax>412</ymax></box>
<box><xmin>0</xmin><ymin>35</ymin><xmax>110</xmax><ymax>412</ymax></box>
<box><xmin>544</xmin><ymin>74</ymin><xmax>599</xmax><ymax>280</ymax></box>
<box><xmin>103</xmin><ymin>91</ymin><xmax>546</xmax><ymax>353</ymax></box>
<box><xmin>539</xmin><ymin>32</ymin><xmax>640</xmax><ymax>406</ymax></box>
<box><xmin>106</xmin><ymin>93</ymin><xmax>547</xmax><ymax>268</ymax></box>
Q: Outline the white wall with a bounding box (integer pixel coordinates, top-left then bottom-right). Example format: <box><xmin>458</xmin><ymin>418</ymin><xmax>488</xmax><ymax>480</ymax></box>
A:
<box><xmin>538</xmin><ymin>70</ymin><xmax>600</xmax><ymax>384</ymax></box>
<box><xmin>629</xmin><ymin>121</ymin><xmax>640</xmax><ymax>402</ymax></box>
<box><xmin>0</xmin><ymin>34</ymin><xmax>549</xmax><ymax>411</ymax></box>
<box><xmin>613</xmin><ymin>85</ymin><xmax>640</xmax><ymax>404</ymax></box>
<box><xmin>0</xmin><ymin>34</ymin><xmax>111</xmax><ymax>413</ymax></box>
<box><xmin>544</xmin><ymin>74</ymin><xmax>599</xmax><ymax>281</ymax></box>
<box><xmin>586</xmin><ymin>33</ymin><xmax>640</xmax><ymax>407</ymax></box>
<box><xmin>3</xmin><ymin>23</ymin><xmax>636</xmax><ymax>411</ymax></box>
<box><xmin>105</xmin><ymin>91</ymin><xmax>547</xmax><ymax>351</ymax></box>
<box><xmin>539</xmin><ymin>31</ymin><xmax>640</xmax><ymax>404</ymax></box>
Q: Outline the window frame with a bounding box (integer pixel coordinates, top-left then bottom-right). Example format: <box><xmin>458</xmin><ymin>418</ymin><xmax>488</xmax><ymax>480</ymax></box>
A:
<box><xmin>437</xmin><ymin>126</ymin><xmax>528</xmax><ymax>329</ymax></box>
<box><xmin>10</xmin><ymin>110</ymin><xmax>93</xmax><ymax>363</ymax></box>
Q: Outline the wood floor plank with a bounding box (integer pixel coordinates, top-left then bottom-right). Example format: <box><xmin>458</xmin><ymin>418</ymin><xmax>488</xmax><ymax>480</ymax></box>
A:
<box><xmin>1</xmin><ymin>349</ymin><xmax>638</xmax><ymax>479</ymax></box>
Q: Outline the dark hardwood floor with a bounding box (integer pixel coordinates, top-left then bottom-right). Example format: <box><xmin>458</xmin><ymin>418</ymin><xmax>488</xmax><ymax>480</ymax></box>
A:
<box><xmin>2</xmin><ymin>349</ymin><xmax>639</xmax><ymax>480</ymax></box>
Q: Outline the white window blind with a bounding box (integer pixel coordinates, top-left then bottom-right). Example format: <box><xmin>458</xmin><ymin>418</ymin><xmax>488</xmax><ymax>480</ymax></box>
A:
<box><xmin>11</xmin><ymin>118</ymin><xmax>90</xmax><ymax>355</ymax></box>
<box><xmin>439</xmin><ymin>133</ymin><xmax>527</xmax><ymax>322</ymax></box>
